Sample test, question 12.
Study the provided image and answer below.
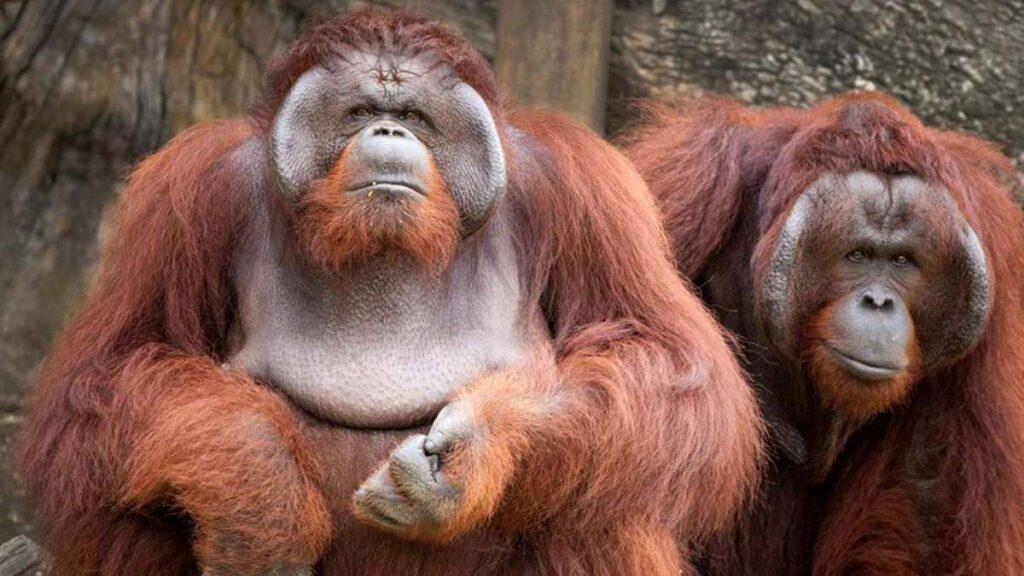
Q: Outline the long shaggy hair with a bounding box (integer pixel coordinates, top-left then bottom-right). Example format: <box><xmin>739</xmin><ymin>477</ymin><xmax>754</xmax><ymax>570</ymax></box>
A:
<box><xmin>623</xmin><ymin>91</ymin><xmax>1024</xmax><ymax>575</ymax></box>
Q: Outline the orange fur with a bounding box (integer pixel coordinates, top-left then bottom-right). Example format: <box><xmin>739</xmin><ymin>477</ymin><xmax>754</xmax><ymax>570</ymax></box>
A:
<box><xmin>14</xmin><ymin>120</ymin><xmax>335</xmax><ymax>574</ymax></box>
<box><xmin>501</xmin><ymin>111</ymin><xmax>765</xmax><ymax>548</ymax></box>
<box><xmin>119</xmin><ymin>349</ymin><xmax>332</xmax><ymax>573</ymax></box>
<box><xmin>625</xmin><ymin>92</ymin><xmax>1024</xmax><ymax>575</ymax></box>
<box><xmin>296</xmin><ymin>147</ymin><xmax>459</xmax><ymax>273</ymax></box>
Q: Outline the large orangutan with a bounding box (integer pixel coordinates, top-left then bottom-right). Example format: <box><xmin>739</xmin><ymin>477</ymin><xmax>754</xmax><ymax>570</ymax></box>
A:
<box><xmin>17</xmin><ymin>10</ymin><xmax>762</xmax><ymax>576</ymax></box>
<box><xmin>624</xmin><ymin>92</ymin><xmax>1024</xmax><ymax>574</ymax></box>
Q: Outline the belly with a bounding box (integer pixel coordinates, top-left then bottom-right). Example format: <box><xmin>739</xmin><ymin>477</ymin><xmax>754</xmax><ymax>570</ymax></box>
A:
<box><xmin>229</xmin><ymin>321</ymin><xmax>527</xmax><ymax>428</ymax></box>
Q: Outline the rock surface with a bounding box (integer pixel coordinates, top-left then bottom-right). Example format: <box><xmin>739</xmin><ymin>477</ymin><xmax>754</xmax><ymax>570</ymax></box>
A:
<box><xmin>0</xmin><ymin>536</ymin><xmax>48</xmax><ymax>576</ymax></box>
<box><xmin>609</xmin><ymin>0</ymin><xmax>1024</xmax><ymax>151</ymax></box>
<box><xmin>1</xmin><ymin>0</ymin><xmax>1021</xmax><ymax>544</ymax></box>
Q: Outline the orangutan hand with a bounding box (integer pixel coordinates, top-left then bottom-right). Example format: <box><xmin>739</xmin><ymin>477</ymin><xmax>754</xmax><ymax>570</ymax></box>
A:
<box><xmin>352</xmin><ymin>402</ymin><xmax>515</xmax><ymax>542</ymax></box>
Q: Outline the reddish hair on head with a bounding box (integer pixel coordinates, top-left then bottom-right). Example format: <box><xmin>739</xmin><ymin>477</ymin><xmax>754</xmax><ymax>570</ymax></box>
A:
<box><xmin>259</xmin><ymin>8</ymin><xmax>499</xmax><ymax>125</ymax></box>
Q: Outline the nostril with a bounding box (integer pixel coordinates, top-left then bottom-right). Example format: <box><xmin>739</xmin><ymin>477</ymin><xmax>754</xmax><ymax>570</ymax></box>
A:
<box><xmin>861</xmin><ymin>292</ymin><xmax>895</xmax><ymax>312</ymax></box>
<box><xmin>861</xmin><ymin>293</ymin><xmax>877</xmax><ymax>309</ymax></box>
<box><xmin>370</xmin><ymin>124</ymin><xmax>407</xmax><ymax>138</ymax></box>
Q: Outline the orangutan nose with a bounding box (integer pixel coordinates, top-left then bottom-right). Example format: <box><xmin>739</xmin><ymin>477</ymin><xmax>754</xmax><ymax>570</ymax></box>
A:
<box><xmin>370</xmin><ymin>121</ymin><xmax>410</xmax><ymax>138</ymax></box>
<box><xmin>860</xmin><ymin>289</ymin><xmax>895</xmax><ymax>312</ymax></box>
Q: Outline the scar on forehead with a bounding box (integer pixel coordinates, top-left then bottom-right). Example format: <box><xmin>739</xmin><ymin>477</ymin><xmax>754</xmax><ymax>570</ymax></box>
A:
<box><xmin>371</xmin><ymin>65</ymin><xmax>402</xmax><ymax>85</ymax></box>
<box><xmin>366</xmin><ymin>55</ymin><xmax>427</xmax><ymax>87</ymax></box>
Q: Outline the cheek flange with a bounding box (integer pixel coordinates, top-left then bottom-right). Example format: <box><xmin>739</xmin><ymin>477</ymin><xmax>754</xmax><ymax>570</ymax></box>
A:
<box><xmin>924</xmin><ymin>224</ymin><xmax>990</xmax><ymax>368</ymax></box>
<box><xmin>761</xmin><ymin>188</ymin><xmax>816</xmax><ymax>359</ymax></box>
<box><xmin>270</xmin><ymin>67</ymin><xmax>344</xmax><ymax>199</ymax></box>
<box><xmin>423</xmin><ymin>83</ymin><xmax>506</xmax><ymax>236</ymax></box>
<box><xmin>759</xmin><ymin>174</ymin><xmax>993</xmax><ymax>372</ymax></box>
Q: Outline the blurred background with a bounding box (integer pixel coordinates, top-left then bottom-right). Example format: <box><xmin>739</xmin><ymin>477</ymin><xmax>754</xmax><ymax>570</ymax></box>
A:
<box><xmin>1</xmin><ymin>0</ymin><xmax>1022</xmax><ymax>543</ymax></box>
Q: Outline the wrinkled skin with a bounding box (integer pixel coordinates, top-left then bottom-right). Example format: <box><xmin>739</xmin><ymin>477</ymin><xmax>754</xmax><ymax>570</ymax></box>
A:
<box><xmin>353</xmin><ymin>403</ymin><xmax>477</xmax><ymax>536</ymax></box>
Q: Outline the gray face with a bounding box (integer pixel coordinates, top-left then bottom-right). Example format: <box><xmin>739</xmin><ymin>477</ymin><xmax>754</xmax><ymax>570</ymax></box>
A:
<box><xmin>761</xmin><ymin>171</ymin><xmax>990</xmax><ymax>377</ymax></box>
<box><xmin>270</xmin><ymin>50</ymin><xmax>506</xmax><ymax>235</ymax></box>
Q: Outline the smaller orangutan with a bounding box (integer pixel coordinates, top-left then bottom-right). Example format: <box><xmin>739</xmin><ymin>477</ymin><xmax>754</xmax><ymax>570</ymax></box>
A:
<box><xmin>624</xmin><ymin>92</ymin><xmax>1024</xmax><ymax>575</ymax></box>
<box><xmin>16</xmin><ymin>9</ymin><xmax>763</xmax><ymax>576</ymax></box>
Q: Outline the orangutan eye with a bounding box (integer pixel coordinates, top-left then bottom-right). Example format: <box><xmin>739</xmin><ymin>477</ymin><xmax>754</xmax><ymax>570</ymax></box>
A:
<box><xmin>892</xmin><ymin>254</ymin><xmax>914</xmax><ymax>268</ymax></box>
<box><xmin>349</xmin><ymin>107</ymin><xmax>373</xmax><ymax>120</ymax></box>
<box><xmin>399</xmin><ymin>109</ymin><xmax>426</xmax><ymax>124</ymax></box>
<box><xmin>846</xmin><ymin>250</ymin><xmax>867</xmax><ymax>263</ymax></box>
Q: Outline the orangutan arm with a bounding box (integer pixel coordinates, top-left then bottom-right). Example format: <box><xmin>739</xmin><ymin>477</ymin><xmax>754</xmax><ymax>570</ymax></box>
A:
<box><xmin>17</xmin><ymin>121</ymin><xmax>330</xmax><ymax>575</ymax></box>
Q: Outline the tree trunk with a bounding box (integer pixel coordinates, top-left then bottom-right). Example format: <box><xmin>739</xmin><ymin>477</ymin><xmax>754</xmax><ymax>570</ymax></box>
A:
<box><xmin>496</xmin><ymin>0</ymin><xmax>613</xmax><ymax>132</ymax></box>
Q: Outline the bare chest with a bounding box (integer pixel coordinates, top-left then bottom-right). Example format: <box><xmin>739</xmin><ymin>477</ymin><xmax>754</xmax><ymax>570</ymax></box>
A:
<box><xmin>227</xmin><ymin>218</ymin><xmax>544</xmax><ymax>429</ymax></box>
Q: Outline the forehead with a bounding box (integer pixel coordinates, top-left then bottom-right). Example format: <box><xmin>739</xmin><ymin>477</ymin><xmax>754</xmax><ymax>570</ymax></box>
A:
<box><xmin>323</xmin><ymin>49</ymin><xmax>459</xmax><ymax>104</ymax></box>
<box><xmin>801</xmin><ymin>171</ymin><xmax>962</xmax><ymax>244</ymax></box>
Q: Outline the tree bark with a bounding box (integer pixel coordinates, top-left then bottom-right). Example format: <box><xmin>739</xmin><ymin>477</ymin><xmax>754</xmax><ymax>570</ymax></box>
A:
<box><xmin>608</xmin><ymin>0</ymin><xmax>1024</xmax><ymax>157</ymax></box>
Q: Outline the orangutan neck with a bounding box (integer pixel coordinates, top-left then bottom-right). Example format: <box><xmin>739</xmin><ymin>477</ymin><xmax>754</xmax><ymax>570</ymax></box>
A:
<box><xmin>225</xmin><ymin>199</ymin><xmax>546</xmax><ymax>429</ymax></box>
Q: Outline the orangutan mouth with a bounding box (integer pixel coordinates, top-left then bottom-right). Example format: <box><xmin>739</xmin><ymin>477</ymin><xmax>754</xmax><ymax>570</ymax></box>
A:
<box><xmin>825</xmin><ymin>344</ymin><xmax>903</xmax><ymax>382</ymax></box>
<box><xmin>348</xmin><ymin>181</ymin><xmax>425</xmax><ymax>199</ymax></box>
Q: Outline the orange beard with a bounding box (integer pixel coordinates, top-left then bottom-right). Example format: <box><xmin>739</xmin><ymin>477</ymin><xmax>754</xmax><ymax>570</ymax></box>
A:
<box><xmin>295</xmin><ymin>152</ymin><xmax>460</xmax><ymax>274</ymax></box>
<box><xmin>799</xmin><ymin>302</ymin><xmax>922</xmax><ymax>478</ymax></box>
<box><xmin>802</xmin><ymin>302</ymin><xmax>921</xmax><ymax>423</ymax></box>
